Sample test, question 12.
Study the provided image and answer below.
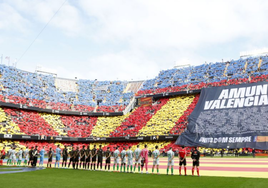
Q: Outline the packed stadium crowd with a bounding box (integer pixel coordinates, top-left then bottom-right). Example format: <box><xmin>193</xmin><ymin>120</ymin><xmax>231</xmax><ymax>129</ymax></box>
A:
<box><xmin>137</xmin><ymin>56</ymin><xmax>268</xmax><ymax>96</ymax></box>
<box><xmin>0</xmin><ymin>65</ymin><xmax>134</xmax><ymax>113</ymax></box>
<box><xmin>0</xmin><ymin>95</ymin><xmax>198</xmax><ymax>138</ymax></box>
<box><xmin>0</xmin><ymin>56</ymin><xmax>268</xmax><ymax>177</ymax></box>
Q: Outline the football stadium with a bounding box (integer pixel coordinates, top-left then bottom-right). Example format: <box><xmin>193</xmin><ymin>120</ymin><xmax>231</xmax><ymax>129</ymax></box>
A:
<box><xmin>1</xmin><ymin>1</ymin><xmax>268</xmax><ymax>188</ymax></box>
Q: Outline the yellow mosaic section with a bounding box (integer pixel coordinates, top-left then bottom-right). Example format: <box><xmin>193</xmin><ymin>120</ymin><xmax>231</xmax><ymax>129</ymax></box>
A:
<box><xmin>91</xmin><ymin>113</ymin><xmax>131</xmax><ymax>137</ymax></box>
<box><xmin>54</xmin><ymin>142</ymin><xmax>66</xmax><ymax>149</ymax></box>
<box><xmin>0</xmin><ymin>140</ymin><xmax>26</xmax><ymax>151</ymax></box>
<box><xmin>40</xmin><ymin>113</ymin><xmax>67</xmax><ymax>136</ymax></box>
<box><xmin>131</xmin><ymin>141</ymin><xmax>171</xmax><ymax>152</ymax></box>
<box><xmin>53</xmin><ymin>142</ymin><xmax>109</xmax><ymax>151</ymax></box>
<box><xmin>89</xmin><ymin>142</ymin><xmax>109</xmax><ymax>150</ymax></box>
<box><xmin>138</xmin><ymin>95</ymin><xmax>195</xmax><ymax>136</ymax></box>
<box><xmin>0</xmin><ymin>107</ymin><xmax>22</xmax><ymax>135</ymax></box>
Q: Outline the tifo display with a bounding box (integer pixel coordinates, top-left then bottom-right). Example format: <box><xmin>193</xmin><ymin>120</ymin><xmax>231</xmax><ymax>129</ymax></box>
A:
<box><xmin>0</xmin><ymin>56</ymin><xmax>268</xmax><ymax>179</ymax></box>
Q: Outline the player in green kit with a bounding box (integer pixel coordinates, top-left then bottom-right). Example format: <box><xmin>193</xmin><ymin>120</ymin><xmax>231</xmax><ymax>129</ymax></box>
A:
<box><xmin>23</xmin><ymin>147</ymin><xmax>29</xmax><ymax>166</ymax></box>
<box><xmin>133</xmin><ymin>145</ymin><xmax>141</xmax><ymax>172</ymax></box>
<box><xmin>113</xmin><ymin>147</ymin><xmax>120</xmax><ymax>172</ymax></box>
<box><xmin>167</xmin><ymin>147</ymin><xmax>175</xmax><ymax>175</ymax></box>
<box><xmin>11</xmin><ymin>147</ymin><xmax>17</xmax><ymax>166</ymax></box>
<box><xmin>120</xmin><ymin>147</ymin><xmax>127</xmax><ymax>172</ymax></box>
<box><xmin>126</xmin><ymin>146</ymin><xmax>133</xmax><ymax>173</ymax></box>
<box><xmin>152</xmin><ymin>146</ymin><xmax>160</xmax><ymax>174</ymax></box>
<box><xmin>17</xmin><ymin>148</ymin><xmax>23</xmax><ymax>166</ymax></box>
<box><xmin>7</xmin><ymin>147</ymin><xmax>12</xmax><ymax>165</ymax></box>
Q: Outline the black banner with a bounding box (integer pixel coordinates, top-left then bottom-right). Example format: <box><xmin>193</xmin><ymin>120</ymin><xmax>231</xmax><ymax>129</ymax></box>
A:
<box><xmin>0</xmin><ymin>134</ymin><xmax>177</xmax><ymax>142</ymax></box>
<box><xmin>176</xmin><ymin>82</ymin><xmax>268</xmax><ymax>150</ymax></box>
<box><xmin>0</xmin><ymin>134</ymin><xmax>40</xmax><ymax>140</ymax></box>
<box><xmin>136</xmin><ymin>89</ymin><xmax>201</xmax><ymax>99</ymax></box>
<box><xmin>0</xmin><ymin>102</ymin><xmax>123</xmax><ymax>116</ymax></box>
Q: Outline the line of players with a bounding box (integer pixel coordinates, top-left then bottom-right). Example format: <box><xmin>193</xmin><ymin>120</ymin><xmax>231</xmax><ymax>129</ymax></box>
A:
<box><xmin>0</xmin><ymin>144</ymin><xmax>200</xmax><ymax>176</ymax></box>
<box><xmin>0</xmin><ymin>146</ymin><xmax>40</xmax><ymax>167</ymax></box>
<box><xmin>47</xmin><ymin>144</ymin><xmax>200</xmax><ymax>176</ymax></box>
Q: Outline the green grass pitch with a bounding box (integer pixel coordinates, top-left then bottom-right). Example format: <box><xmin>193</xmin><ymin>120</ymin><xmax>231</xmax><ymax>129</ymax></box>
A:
<box><xmin>0</xmin><ymin>168</ymin><xmax>268</xmax><ymax>188</ymax></box>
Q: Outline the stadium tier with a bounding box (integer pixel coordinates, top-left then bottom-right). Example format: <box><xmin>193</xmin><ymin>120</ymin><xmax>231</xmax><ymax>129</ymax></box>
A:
<box><xmin>0</xmin><ymin>64</ymin><xmax>137</xmax><ymax>113</ymax></box>
<box><xmin>1</xmin><ymin>140</ymin><xmax>261</xmax><ymax>156</ymax></box>
<box><xmin>0</xmin><ymin>56</ymin><xmax>268</xmax><ymax>114</ymax></box>
<box><xmin>0</xmin><ymin>140</ymin><xmax>193</xmax><ymax>154</ymax></box>
<box><xmin>111</xmin><ymin>98</ymin><xmax>169</xmax><ymax>137</ymax></box>
<box><xmin>0</xmin><ymin>94</ymin><xmax>197</xmax><ymax>137</ymax></box>
<box><xmin>137</xmin><ymin>95</ymin><xmax>195</xmax><ymax>136</ymax></box>
<box><xmin>136</xmin><ymin>56</ymin><xmax>268</xmax><ymax>96</ymax></box>
<box><xmin>170</xmin><ymin>94</ymin><xmax>200</xmax><ymax>135</ymax></box>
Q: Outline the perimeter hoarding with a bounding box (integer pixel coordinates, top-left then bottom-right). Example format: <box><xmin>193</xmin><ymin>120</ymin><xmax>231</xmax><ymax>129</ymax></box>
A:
<box><xmin>176</xmin><ymin>82</ymin><xmax>268</xmax><ymax>149</ymax></box>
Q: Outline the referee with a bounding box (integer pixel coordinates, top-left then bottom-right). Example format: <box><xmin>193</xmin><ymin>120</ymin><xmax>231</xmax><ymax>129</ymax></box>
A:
<box><xmin>179</xmin><ymin>146</ymin><xmax>187</xmax><ymax>176</ymax></box>
<box><xmin>191</xmin><ymin>147</ymin><xmax>200</xmax><ymax>176</ymax></box>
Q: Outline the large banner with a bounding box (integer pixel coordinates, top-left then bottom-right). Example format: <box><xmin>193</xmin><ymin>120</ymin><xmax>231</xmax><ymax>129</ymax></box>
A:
<box><xmin>175</xmin><ymin>82</ymin><xmax>268</xmax><ymax>149</ymax></box>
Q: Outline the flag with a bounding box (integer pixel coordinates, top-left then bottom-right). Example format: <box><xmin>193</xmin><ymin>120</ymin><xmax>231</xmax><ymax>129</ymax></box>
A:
<box><xmin>5</xmin><ymin>56</ymin><xmax>10</xmax><ymax>60</ymax></box>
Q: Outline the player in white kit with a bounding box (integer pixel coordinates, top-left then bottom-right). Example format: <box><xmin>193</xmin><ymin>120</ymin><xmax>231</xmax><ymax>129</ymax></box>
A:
<box><xmin>113</xmin><ymin>147</ymin><xmax>120</xmax><ymax>172</ymax></box>
<box><xmin>17</xmin><ymin>148</ymin><xmax>23</xmax><ymax>166</ymax></box>
<box><xmin>167</xmin><ymin>147</ymin><xmax>174</xmax><ymax>175</ymax></box>
<box><xmin>24</xmin><ymin>147</ymin><xmax>29</xmax><ymax>166</ymax></box>
<box><xmin>152</xmin><ymin>146</ymin><xmax>160</xmax><ymax>174</ymax></box>
<box><xmin>126</xmin><ymin>146</ymin><xmax>134</xmax><ymax>173</ymax></box>
<box><xmin>133</xmin><ymin>145</ymin><xmax>141</xmax><ymax>172</ymax></box>
<box><xmin>7</xmin><ymin>147</ymin><xmax>12</xmax><ymax>165</ymax></box>
<box><xmin>11</xmin><ymin>147</ymin><xmax>17</xmax><ymax>166</ymax></box>
<box><xmin>120</xmin><ymin>148</ymin><xmax>127</xmax><ymax>172</ymax></box>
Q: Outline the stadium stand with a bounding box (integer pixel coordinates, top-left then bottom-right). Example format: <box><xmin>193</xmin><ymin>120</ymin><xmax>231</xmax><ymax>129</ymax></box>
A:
<box><xmin>1</xmin><ymin>56</ymin><xmax>268</xmax><ymax>155</ymax></box>
<box><xmin>101</xmin><ymin>142</ymin><xmax>139</xmax><ymax>152</ymax></box>
<box><xmin>60</xmin><ymin>115</ymin><xmax>98</xmax><ymax>138</ymax></box>
<box><xmin>0</xmin><ymin>140</ymin><xmax>183</xmax><ymax>153</ymax></box>
<box><xmin>0</xmin><ymin>107</ymin><xmax>22</xmax><ymax>135</ymax></box>
<box><xmin>3</xmin><ymin>108</ymin><xmax>59</xmax><ymax>136</ymax></box>
<box><xmin>0</xmin><ymin>96</ymin><xmax>194</xmax><ymax>138</ymax></box>
<box><xmin>91</xmin><ymin>114</ymin><xmax>131</xmax><ymax>138</ymax></box>
<box><xmin>110</xmin><ymin>98</ymin><xmax>169</xmax><ymax>137</ymax></box>
<box><xmin>136</xmin><ymin>56</ymin><xmax>268</xmax><ymax>96</ymax></box>
<box><xmin>40</xmin><ymin>114</ymin><xmax>67</xmax><ymax>137</ymax></box>
<box><xmin>137</xmin><ymin>95</ymin><xmax>195</xmax><ymax>136</ymax></box>
<box><xmin>1</xmin><ymin>56</ymin><xmax>268</xmax><ymax>114</ymax></box>
<box><xmin>0</xmin><ymin>65</ymin><xmax>135</xmax><ymax>112</ymax></box>
<box><xmin>170</xmin><ymin>94</ymin><xmax>200</xmax><ymax>135</ymax></box>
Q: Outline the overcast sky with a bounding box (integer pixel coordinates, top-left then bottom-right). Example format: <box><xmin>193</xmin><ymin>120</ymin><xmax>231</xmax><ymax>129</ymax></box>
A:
<box><xmin>1</xmin><ymin>0</ymin><xmax>268</xmax><ymax>81</ymax></box>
